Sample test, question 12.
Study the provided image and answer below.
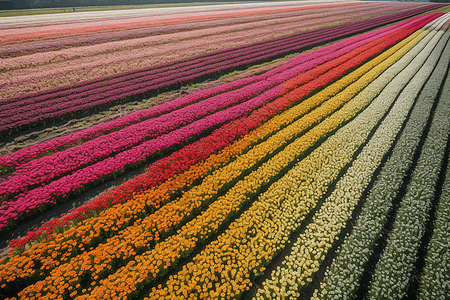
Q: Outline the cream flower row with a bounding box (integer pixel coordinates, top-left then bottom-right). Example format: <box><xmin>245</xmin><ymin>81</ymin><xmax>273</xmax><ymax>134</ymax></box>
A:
<box><xmin>316</xmin><ymin>27</ymin><xmax>450</xmax><ymax>300</ymax></box>
<box><xmin>419</xmin><ymin>156</ymin><xmax>450</xmax><ymax>300</ymax></box>
<box><xmin>254</xmin><ymin>18</ymin><xmax>449</xmax><ymax>300</ymax></box>
<box><xmin>418</xmin><ymin>46</ymin><xmax>450</xmax><ymax>300</ymax></box>
<box><xmin>71</xmin><ymin>33</ymin><xmax>406</xmax><ymax>299</ymax></box>
<box><xmin>368</xmin><ymin>30</ymin><xmax>450</xmax><ymax>300</ymax></box>
<box><xmin>142</xmin><ymin>24</ymin><xmax>431</xmax><ymax>300</ymax></box>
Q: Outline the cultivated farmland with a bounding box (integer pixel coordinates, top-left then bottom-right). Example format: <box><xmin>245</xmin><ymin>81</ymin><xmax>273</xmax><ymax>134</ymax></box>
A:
<box><xmin>1</xmin><ymin>1</ymin><xmax>450</xmax><ymax>299</ymax></box>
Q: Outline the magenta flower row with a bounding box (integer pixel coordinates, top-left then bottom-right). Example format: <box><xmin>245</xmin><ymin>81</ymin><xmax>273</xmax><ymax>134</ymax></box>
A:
<box><xmin>0</xmin><ymin>4</ymin><xmax>366</xmax><ymax>57</ymax></box>
<box><xmin>0</xmin><ymin>14</ymin><xmax>400</xmax><ymax>168</ymax></box>
<box><xmin>0</xmin><ymin>13</ymin><xmax>430</xmax><ymax>192</ymax></box>
<box><xmin>0</xmin><ymin>11</ymin><xmax>439</xmax><ymax>231</ymax></box>
<box><xmin>0</xmin><ymin>4</ymin><xmax>442</xmax><ymax>135</ymax></box>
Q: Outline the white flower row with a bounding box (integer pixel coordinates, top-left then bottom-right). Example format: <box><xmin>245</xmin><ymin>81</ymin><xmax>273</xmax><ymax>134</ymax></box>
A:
<box><xmin>419</xmin><ymin>152</ymin><xmax>450</xmax><ymax>299</ymax></box>
<box><xmin>417</xmin><ymin>29</ymin><xmax>450</xmax><ymax>300</ymax></box>
<box><xmin>416</xmin><ymin>35</ymin><xmax>450</xmax><ymax>300</ymax></box>
<box><xmin>424</xmin><ymin>11</ymin><xmax>450</xmax><ymax>31</ymax></box>
<box><xmin>254</xmin><ymin>14</ymin><xmax>450</xmax><ymax>300</ymax></box>
<box><xmin>316</xmin><ymin>27</ymin><xmax>450</xmax><ymax>300</ymax></box>
<box><xmin>367</xmin><ymin>28</ymin><xmax>450</xmax><ymax>300</ymax></box>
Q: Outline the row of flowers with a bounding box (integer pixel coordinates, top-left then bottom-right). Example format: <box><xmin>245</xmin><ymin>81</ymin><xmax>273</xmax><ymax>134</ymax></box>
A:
<box><xmin>315</xmin><ymin>22</ymin><xmax>450</xmax><ymax>300</ymax></box>
<box><xmin>1</xmin><ymin>3</ymin><xmax>402</xmax><ymax>101</ymax></box>
<box><xmin>0</xmin><ymin>21</ymin><xmax>412</xmax><ymax>297</ymax></box>
<box><xmin>2</xmin><ymin>3</ymin><xmax>365</xmax><ymax>44</ymax></box>
<box><xmin>257</xmin><ymin>17</ymin><xmax>450</xmax><ymax>299</ymax></box>
<box><xmin>53</xmin><ymin>35</ymin><xmax>407</xmax><ymax>299</ymax></box>
<box><xmin>0</xmin><ymin>15</ymin><xmax>422</xmax><ymax>237</ymax></box>
<box><xmin>0</xmin><ymin>12</ymin><xmax>425</xmax><ymax>169</ymax></box>
<box><xmin>0</xmin><ymin>5</ymin><xmax>441</xmax><ymax>133</ymax></box>
<box><xmin>141</xmin><ymin>27</ymin><xmax>422</xmax><ymax>298</ymax></box>
<box><xmin>1</xmin><ymin>13</ymin><xmax>426</xmax><ymax>197</ymax></box>
<box><xmin>0</xmin><ymin>3</ymin><xmax>364</xmax><ymax>57</ymax></box>
<box><xmin>419</xmin><ymin>155</ymin><xmax>450</xmax><ymax>299</ymax></box>
<box><xmin>367</xmin><ymin>27</ymin><xmax>450</xmax><ymax>299</ymax></box>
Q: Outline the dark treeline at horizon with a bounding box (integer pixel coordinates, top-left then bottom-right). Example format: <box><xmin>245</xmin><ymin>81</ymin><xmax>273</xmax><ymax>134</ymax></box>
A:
<box><xmin>1</xmin><ymin>0</ymin><xmax>264</xmax><ymax>10</ymax></box>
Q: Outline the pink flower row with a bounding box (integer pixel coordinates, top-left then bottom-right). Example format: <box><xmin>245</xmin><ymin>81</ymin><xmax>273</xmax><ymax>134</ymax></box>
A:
<box><xmin>0</xmin><ymin>3</ymin><xmax>365</xmax><ymax>57</ymax></box>
<box><xmin>0</xmin><ymin>9</ymin><xmax>403</xmax><ymax>133</ymax></box>
<box><xmin>0</xmin><ymin>2</ymin><xmax>418</xmax><ymax>100</ymax></box>
<box><xmin>4</xmin><ymin>10</ymin><xmax>440</xmax><ymax>250</ymax></box>
<box><xmin>0</xmin><ymin>11</ymin><xmax>424</xmax><ymax>167</ymax></box>
<box><xmin>0</xmin><ymin>11</ymin><xmax>437</xmax><ymax>230</ymax></box>
<box><xmin>1</xmin><ymin>3</ymin><xmax>364</xmax><ymax>43</ymax></box>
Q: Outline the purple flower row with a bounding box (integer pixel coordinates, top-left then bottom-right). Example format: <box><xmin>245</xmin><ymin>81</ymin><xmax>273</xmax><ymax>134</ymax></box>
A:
<box><xmin>0</xmin><ymin>12</ymin><xmax>437</xmax><ymax>230</ymax></box>
<box><xmin>1</xmin><ymin>3</ymin><xmax>417</xmax><ymax>101</ymax></box>
<box><xmin>1</xmin><ymin>3</ymin><xmax>435</xmax><ymax>106</ymax></box>
<box><xmin>0</xmin><ymin>4</ymin><xmax>360</xmax><ymax>57</ymax></box>
<box><xmin>1</xmin><ymin>6</ymin><xmax>376</xmax><ymax>111</ymax></box>
<box><xmin>0</xmin><ymin>4</ymin><xmax>442</xmax><ymax>135</ymax></box>
<box><xmin>1</xmin><ymin>24</ymin><xmax>330</xmax><ymax>115</ymax></box>
<box><xmin>0</xmin><ymin>13</ymin><xmax>424</xmax><ymax>169</ymax></box>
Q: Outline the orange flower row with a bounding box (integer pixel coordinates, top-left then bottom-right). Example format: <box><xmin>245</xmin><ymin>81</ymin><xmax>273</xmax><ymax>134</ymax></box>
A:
<box><xmin>15</xmin><ymin>66</ymin><xmax>342</xmax><ymax>299</ymax></box>
<box><xmin>144</xmin><ymin>31</ymin><xmax>424</xmax><ymax>299</ymax></box>
<box><xmin>0</xmin><ymin>18</ymin><xmax>420</xmax><ymax>298</ymax></box>
<box><xmin>66</xmin><ymin>30</ymin><xmax>420</xmax><ymax>299</ymax></box>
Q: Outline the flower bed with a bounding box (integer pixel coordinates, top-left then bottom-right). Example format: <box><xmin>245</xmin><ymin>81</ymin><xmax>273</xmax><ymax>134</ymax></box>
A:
<box><xmin>1</xmin><ymin>3</ymin><xmax>450</xmax><ymax>300</ymax></box>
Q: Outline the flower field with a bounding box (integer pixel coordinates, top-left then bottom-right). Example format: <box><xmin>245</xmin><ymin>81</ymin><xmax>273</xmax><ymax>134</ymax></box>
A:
<box><xmin>1</xmin><ymin>1</ymin><xmax>450</xmax><ymax>299</ymax></box>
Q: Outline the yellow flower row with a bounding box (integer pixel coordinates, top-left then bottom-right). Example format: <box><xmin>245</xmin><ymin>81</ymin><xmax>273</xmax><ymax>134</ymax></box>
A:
<box><xmin>1</xmin><ymin>21</ymin><xmax>398</xmax><ymax>293</ymax></box>
<box><xmin>25</xmin><ymin>25</ymin><xmax>425</xmax><ymax>300</ymax></box>
<box><xmin>257</xmin><ymin>25</ymin><xmax>447</xmax><ymax>300</ymax></box>
<box><xmin>0</xmin><ymin>39</ymin><xmax>361</xmax><ymax>288</ymax></box>
<box><xmin>50</xmin><ymin>47</ymin><xmax>384</xmax><ymax>299</ymax></box>
<box><xmin>141</xmin><ymin>30</ymin><xmax>427</xmax><ymax>300</ymax></box>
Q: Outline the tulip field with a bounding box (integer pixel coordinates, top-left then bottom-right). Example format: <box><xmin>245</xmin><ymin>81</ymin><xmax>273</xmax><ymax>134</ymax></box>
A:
<box><xmin>1</xmin><ymin>0</ymin><xmax>450</xmax><ymax>299</ymax></box>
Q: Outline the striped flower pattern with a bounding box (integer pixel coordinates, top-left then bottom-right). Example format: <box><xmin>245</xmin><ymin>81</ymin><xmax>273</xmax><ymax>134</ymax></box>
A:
<box><xmin>1</xmin><ymin>2</ymin><xmax>450</xmax><ymax>300</ymax></box>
